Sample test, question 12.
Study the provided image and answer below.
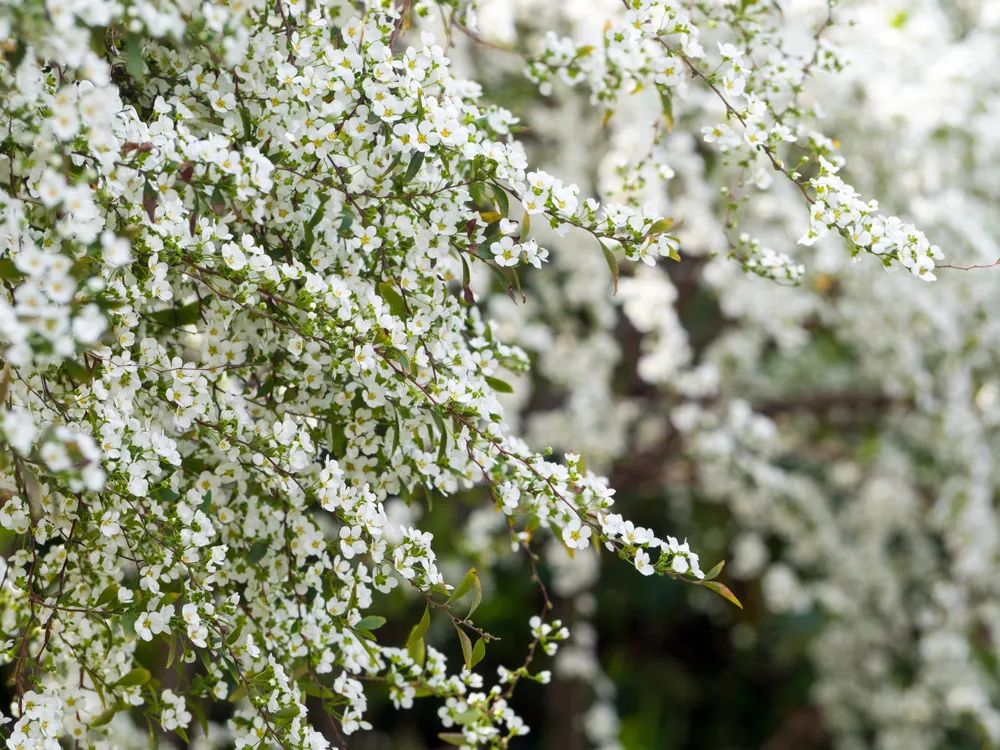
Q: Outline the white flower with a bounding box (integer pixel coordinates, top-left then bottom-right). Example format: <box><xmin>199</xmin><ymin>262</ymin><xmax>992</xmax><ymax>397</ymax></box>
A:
<box><xmin>634</xmin><ymin>548</ymin><xmax>654</xmax><ymax>576</ymax></box>
<box><xmin>3</xmin><ymin>409</ymin><xmax>37</xmax><ymax>455</ymax></box>
<box><xmin>221</xmin><ymin>242</ymin><xmax>247</xmax><ymax>271</ymax></box>
<box><xmin>339</xmin><ymin>525</ymin><xmax>367</xmax><ymax>559</ymax></box>
<box><xmin>354</xmin><ymin>225</ymin><xmax>383</xmax><ymax>253</ymax></box>
<box><xmin>99</xmin><ymin>511</ymin><xmax>121</xmax><ymax>537</ymax></box>
<box><xmin>561</xmin><ymin>518</ymin><xmax>592</xmax><ymax>550</ymax></box>
<box><xmin>491</xmin><ymin>236</ymin><xmax>520</xmax><ymax>267</ymax></box>
<box><xmin>101</xmin><ymin>231</ymin><xmax>132</xmax><ymax>267</ymax></box>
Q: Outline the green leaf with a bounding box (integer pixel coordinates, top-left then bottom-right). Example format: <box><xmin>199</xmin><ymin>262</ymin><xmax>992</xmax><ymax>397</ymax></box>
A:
<box><xmin>121</xmin><ymin>612</ymin><xmax>138</xmax><ymax>638</ymax></box>
<box><xmin>470</xmin><ymin>637</ymin><xmax>486</xmax><ymax>669</ymax></box>
<box><xmin>226</xmin><ymin>620</ymin><xmax>244</xmax><ymax>646</ymax></box>
<box><xmin>151</xmin><ymin>487</ymin><xmax>179</xmax><ymax>503</ymax></box>
<box><xmin>302</xmin><ymin>681</ymin><xmax>335</xmax><ymax>700</ymax></box>
<box><xmin>124</xmin><ymin>33</ymin><xmax>146</xmax><ymax>82</ymax></box>
<box><xmin>699</xmin><ymin>580</ymin><xmax>743</xmax><ymax>609</ymax></box>
<box><xmin>228</xmin><ymin>683</ymin><xmax>248</xmax><ymax>703</ymax></box>
<box><xmin>432</xmin><ymin>410</ymin><xmax>449</xmax><ymax>463</ymax></box>
<box><xmin>0</xmin><ymin>258</ymin><xmax>22</xmax><ymax>282</ymax></box>
<box><xmin>402</xmin><ymin>152</ymin><xmax>424</xmax><ymax>184</ymax></box>
<box><xmin>460</xmin><ymin>255</ymin><xmax>474</xmax><ymax>305</ymax></box>
<box><xmin>184</xmin><ymin>197</ymin><xmax>199</xmax><ymax>235</ymax></box>
<box><xmin>149</xmin><ymin>298</ymin><xmax>204</xmax><ymax>329</ymax></box>
<box><xmin>519</xmin><ymin>212</ymin><xmax>532</xmax><ymax>242</ymax></box>
<box><xmin>406</xmin><ymin>606</ymin><xmax>430</xmax><ymax>666</ymax></box>
<box><xmin>189</xmin><ymin>701</ymin><xmax>210</xmax><ymax>737</ymax></box>
<box><xmin>303</xmin><ymin>201</ymin><xmax>326</xmax><ymax>253</ymax></box>
<box><xmin>274</xmin><ymin>705</ymin><xmax>300</xmax><ymax>720</ymax></box>
<box><xmin>166</xmin><ymin>634</ymin><xmax>178</xmax><ymax>669</ymax></box>
<box><xmin>329</xmin><ymin>422</ymin><xmax>346</xmax><ymax>456</ymax></box>
<box><xmin>390</xmin><ymin>406</ymin><xmax>403</xmax><ymax>457</ymax></box>
<box><xmin>600</xmin><ymin>242</ymin><xmax>620</xmax><ymax>295</ymax></box>
<box><xmin>64</xmin><ymin>359</ymin><xmax>93</xmax><ymax>386</ymax></box>
<box><xmin>207</xmin><ymin>184</ymin><xmax>225</xmax><ymax>216</ymax></box>
<box><xmin>114</xmin><ymin>667</ymin><xmax>151</xmax><ymax>687</ymax></box>
<box><xmin>91</xmin><ymin>701</ymin><xmax>128</xmax><ymax>727</ymax></box>
<box><xmin>413</xmin><ymin>606</ymin><xmax>430</xmax><ymax>639</ymax></box>
<box><xmin>95</xmin><ymin>583</ymin><xmax>119</xmax><ymax>608</ymax></box>
<box><xmin>484</xmin><ymin>376</ymin><xmax>513</xmax><ymax>394</ymax></box>
<box><xmin>407</xmin><ymin>633</ymin><xmax>425</xmax><ymax>667</ymax></box>
<box><xmin>356</xmin><ymin>615</ymin><xmax>386</xmax><ymax>631</ymax></box>
<box><xmin>159</xmin><ymin>592</ymin><xmax>180</xmax><ymax>607</ymax></box>
<box><xmin>307</xmin><ymin>201</ymin><xmax>326</xmax><ymax>230</ymax></box>
<box><xmin>646</xmin><ymin>217</ymin><xmax>675</xmax><ymax>237</ymax></box>
<box><xmin>658</xmin><ymin>88</ymin><xmax>675</xmax><ymax>129</ymax></box>
<box><xmin>703</xmin><ymin>560</ymin><xmax>725</xmax><ymax>581</ymax></box>
<box><xmin>4</xmin><ymin>39</ymin><xmax>27</xmax><ymax>70</ymax></box>
<box><xmin>339</xmin><ymin>211</ymin><xmax>354</xmax><ymax>233</ymax></box>
<box><xmin>438</xmin><ymin>733</ymin><xmax>467</xmax><ymax>747</ymax></box>
<box><xmin>246</xmin><ymin>541</ymin><xmax>269</xmax><ymax>564</ymax></box>
<box><xmin>448</xmin><ymin>568</ymin><xmax>478</xmax><ymax>604</ymax></box>
<box><xmin>454</xmin><ymin>623</ymin><xmax>473</xmax><ymax>670</ymax></box>
<box><xmin>508</xmin><ymin>264</ymin><xmax>525</xmax><ymax>303</ymax></box>
<box><xmin>491</xmin><ymin>183</ymin><xmax>510</xmax><ymax>217</ymax></box>
<box><xmin>239</xmin><ymin>105</ymin><xmax>254</xmax><ymax>139</ymax></box>
<box><xmin>377</xmin><ymin>280</ymin><xmax>409</xmax><ymax>319</ymax></box>
<box><xmin>469</xmin><ymin>181</ymin><xmax>491</xmax><ymax>209</ymax></box>
<box><xmin>142</xmin><ymin>184</ymin><xmax>158</xmax><ymax>226</ymax></box>
<box><xmin>467</xmin><ymin>572</ymin><xmax>482</xmax><ymax>619</ymax></box>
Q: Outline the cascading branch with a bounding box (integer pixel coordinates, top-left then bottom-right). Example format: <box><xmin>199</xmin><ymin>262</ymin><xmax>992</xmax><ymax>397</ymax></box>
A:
<box><xmin>525</xmin><ymin>0</ymin><xmax>943</xmax><ymax>280</ymax></box>
<box><xmin>431</xmin><ymin>0</ymin><xmax>995</xmax><ymax>747</ymax></box>
<box><xmin>0</xmin><ymin>0</ymin><xmax>729</xmax><ymax>747</ymax></box>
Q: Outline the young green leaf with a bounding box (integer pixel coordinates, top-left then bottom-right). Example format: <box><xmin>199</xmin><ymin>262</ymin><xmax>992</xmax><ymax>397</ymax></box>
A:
<box><xmin>124</xmin><ymin>33</ymin><xmax>146</xmax><ymax>82</ymax></box>
<box><xmin>454</xmin><ymin>623</ymin><xmax>473</xmax><ymax>669</ymax></box>
<box><xmin>491</xmin><ymin>183</ymin><xmax>510</xmax><ymax>217</ymax></box>
<box><xmin>402</xmin><ymin>152</ymin><xmax>424</xmax><ymax>184</ymax></box>
<box><xmin>356</xmin><ymin>615</ymin><xmax>387</xmax><ymax>631</ymax></box>
<box><xmin>91</xmin><ymin>701</ymin><xmax>128</xmax><ymax>727</ymax></box>
<box><xmin>646</xmin><ymin>217</ymin><xmax>675</xmax><ymax>237</ymax></box>
<box><xmin>406</xmin><ymin>606</ymin><xmax>430</xmax><ymax>666</ymax></box>
<box><xmin>484</xmin><ymin>376</ymin><xmax>513</xmax><ymax>394</ymax></box>
<box><xmin>467</xmin><ymin>572</ymin><xmax>482</xmax><ymax>619</ymax></box>
<box><xmin>699</xmin><ymin>580</ymin><xmax>743</xmax><ymax>609</ymax></box>
<box><xmin>703</xmin><ymin>560</ymin><xmax>725</xmax><ymax>581</ymax></box>
<box><xmin>246</xmin><ymin>541</ymin><xmax>269</xmax><ymax>564</ymax></box>
<box><xmin>600</xmin><ymin>242</ymin><xmax>620</xmax><ymax>294</ymax></box>
<box><xmin>377</xmin><ymin>280</ymin><xmax>409</xmax><ymax>319</ymax></box>
<box><xmin>448</xmin><ymin>568</ymin><xmax>478</xmax><ymax>604</ymax></box>
<box><xmin>470</xmin><ymin>637</ymin><xmax>486</xmax><ymax>669</ymax></box>
<box><xmin>114</xmin><ymin>667</ymin><xmax>151</xmax><ymax>687</ymax></box>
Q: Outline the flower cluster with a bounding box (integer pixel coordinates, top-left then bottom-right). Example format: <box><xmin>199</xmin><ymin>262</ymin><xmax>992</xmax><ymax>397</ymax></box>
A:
<box><xmin>0</xmin><ymin>0</ymin><xmax>711</xmax><ymax>747</ymax></box>
<box><xmin>1</xmin><ymin>0</ymin><xmax>978</xmax><ymax>747</ymax></box>
<box><xmin>731</xmin><ymin>233</ymin><xmax>805</xmax><ymax>284</ymax></box>
<box><xmin>801</xmin><ymin>156</ymin><xmax>944</xmax><ymax>279</ymax></box>
<box><xmin>524</xmin><ymin>0</ymin><xmax>940</xmax><ymax>281</ymax></box>
<box><xmin>451</xmin><ymin>0</ymin><xmax>1000</xmax><ymax>746</ymax></box>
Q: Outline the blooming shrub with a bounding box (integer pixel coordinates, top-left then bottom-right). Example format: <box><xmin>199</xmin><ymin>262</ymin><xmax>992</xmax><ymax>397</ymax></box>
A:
<box><xmin>462</xmin><ymin>0</ymin><xmax>1000</xmax><ymax>747</ymax></box>
<box><xmin>0</xmin><ymin>0</ymin><xmax>986</xmax><ymax>748</ymax></box>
